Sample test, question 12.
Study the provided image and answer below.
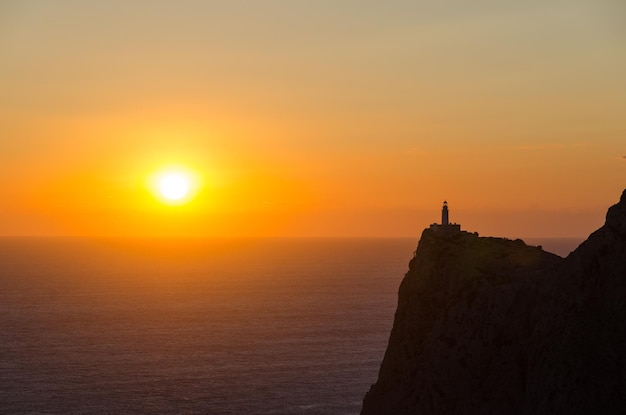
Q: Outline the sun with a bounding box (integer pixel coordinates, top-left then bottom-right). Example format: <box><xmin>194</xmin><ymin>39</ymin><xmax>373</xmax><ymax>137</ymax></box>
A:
<box><xmin>149</xmin><ymin>167</ymin><xmax>200</xmax><ymax>205</ymax></box>
<box><xmin>159</xmin><ymin>172</ymin><xmax>190</xmax><ymax>201</ymax></box>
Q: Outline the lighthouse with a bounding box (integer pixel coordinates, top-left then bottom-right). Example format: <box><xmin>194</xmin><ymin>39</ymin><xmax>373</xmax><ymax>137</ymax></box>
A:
<box><xmin>442</xmin><ymin>201</ymin><xmax>449</xmax><ymax>225</ymax></box>
<box><xmin>430</xmin><ymin>201</ymin><xmax>461</xmax><ymax>234</ymax></box>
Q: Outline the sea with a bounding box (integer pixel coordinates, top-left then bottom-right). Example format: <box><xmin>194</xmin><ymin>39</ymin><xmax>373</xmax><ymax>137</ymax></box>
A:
<box><xmin>0</xmin><ymin>237</ymin><xmax>582</xmax><ymax>415</ymax></box>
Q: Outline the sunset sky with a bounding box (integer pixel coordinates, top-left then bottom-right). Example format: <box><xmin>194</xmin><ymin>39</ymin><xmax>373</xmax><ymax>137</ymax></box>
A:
<box><xmin>1</xmin><ymin>1</ymin><xmax>624</xmax><ymax>238</ymax></box>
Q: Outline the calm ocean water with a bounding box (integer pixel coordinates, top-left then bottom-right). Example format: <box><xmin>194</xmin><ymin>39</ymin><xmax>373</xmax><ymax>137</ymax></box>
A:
<box><xmin>0</xmin><ymin>237</ymin><xmax>581</xmax><ymax>414</ymax></box>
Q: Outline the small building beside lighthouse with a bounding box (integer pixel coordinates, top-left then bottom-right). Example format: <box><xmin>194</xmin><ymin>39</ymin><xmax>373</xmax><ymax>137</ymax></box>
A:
<box><xmin>430</xmin><ymin>201</ymin><xmax>461</xmax><ymax>234</ymax></box>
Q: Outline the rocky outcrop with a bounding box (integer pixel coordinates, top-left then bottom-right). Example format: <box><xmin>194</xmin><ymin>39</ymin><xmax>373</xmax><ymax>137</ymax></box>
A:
<box><xmin>362</xmin><ymin>190</ymin><xmax>626</xmax><ymax>415</ymax></box>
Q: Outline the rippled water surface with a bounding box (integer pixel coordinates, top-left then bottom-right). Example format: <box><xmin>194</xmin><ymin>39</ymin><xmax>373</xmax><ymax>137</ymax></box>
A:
<box><xmin>0</xmin><ymin>238</ymin><xmax>419</xmax><ymax>415</ymax></box>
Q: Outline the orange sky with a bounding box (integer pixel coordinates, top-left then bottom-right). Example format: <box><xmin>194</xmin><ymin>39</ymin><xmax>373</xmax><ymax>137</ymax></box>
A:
<box><xmin>1</xmin><ymin>1</ymin><xmax>624</xmax><ymax>238</ymax></box>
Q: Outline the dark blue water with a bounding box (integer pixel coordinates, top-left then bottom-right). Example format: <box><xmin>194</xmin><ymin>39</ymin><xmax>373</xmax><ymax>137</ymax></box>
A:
<box><xmin>0</xmin><ymin>237</ymin><xmax>581</xmax><ymax>414</ymax></box>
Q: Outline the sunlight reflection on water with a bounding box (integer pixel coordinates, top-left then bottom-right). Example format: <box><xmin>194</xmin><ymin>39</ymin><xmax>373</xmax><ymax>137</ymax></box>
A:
<box><xmin>0</xmin><ymin>238</ymin><xmax>415</xmax><ymax>415</ymax></box>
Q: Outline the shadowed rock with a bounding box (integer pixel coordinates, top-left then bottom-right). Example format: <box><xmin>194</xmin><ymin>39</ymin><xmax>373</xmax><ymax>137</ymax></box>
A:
<box><xmin>362</xmin><ymin>189</ymin><xmax>626</xmax><ymax>415</ymax></box>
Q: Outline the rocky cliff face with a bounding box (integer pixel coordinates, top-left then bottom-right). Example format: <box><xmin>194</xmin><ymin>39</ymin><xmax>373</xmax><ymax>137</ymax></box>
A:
<box><xmin>362</xmin><ymin>190</ymin><xmax>626</xmax><ymax>415</ymax></box>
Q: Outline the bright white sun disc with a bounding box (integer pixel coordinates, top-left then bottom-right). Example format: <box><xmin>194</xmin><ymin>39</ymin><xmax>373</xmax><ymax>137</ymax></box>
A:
<box><xmin>159</xmin><ymin>173</ymin><xmax>190</xmax><ymax>200</ymax></box>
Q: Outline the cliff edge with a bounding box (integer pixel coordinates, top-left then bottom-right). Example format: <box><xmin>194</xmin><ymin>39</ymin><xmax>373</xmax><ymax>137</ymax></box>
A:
<box><xmin>362</xmin><ymin>190</ymin><xmax>626</xmax><ymax>415</ymax></box>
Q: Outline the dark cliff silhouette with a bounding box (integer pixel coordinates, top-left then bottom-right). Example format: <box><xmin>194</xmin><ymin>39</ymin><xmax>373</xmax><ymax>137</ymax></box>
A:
<box><xmin>362</xmin><ymin>189</ymin><xmax>626</xmax><ymax>415</ymax></box>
